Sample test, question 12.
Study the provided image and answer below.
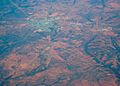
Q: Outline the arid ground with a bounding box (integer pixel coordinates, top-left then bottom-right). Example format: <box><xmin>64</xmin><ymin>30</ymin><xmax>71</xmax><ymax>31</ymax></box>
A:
<box><xmin>0</xmin><ymin>0</ymin><xmax>120</xmax><ymax>86</ymax></box>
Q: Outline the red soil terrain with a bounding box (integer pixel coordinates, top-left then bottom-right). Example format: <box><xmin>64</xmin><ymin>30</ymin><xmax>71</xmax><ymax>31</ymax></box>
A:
<box><xmin>0</xmin><ymin>0</ymin><xmax>120</xmax><ymax>86</ymax></box>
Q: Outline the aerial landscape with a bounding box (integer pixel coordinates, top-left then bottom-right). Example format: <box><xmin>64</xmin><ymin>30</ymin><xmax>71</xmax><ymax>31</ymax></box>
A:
<box><xmin>0</xmin><ymin>0</ymin><xmax>120</xmax><ymax>86</ymax></box>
